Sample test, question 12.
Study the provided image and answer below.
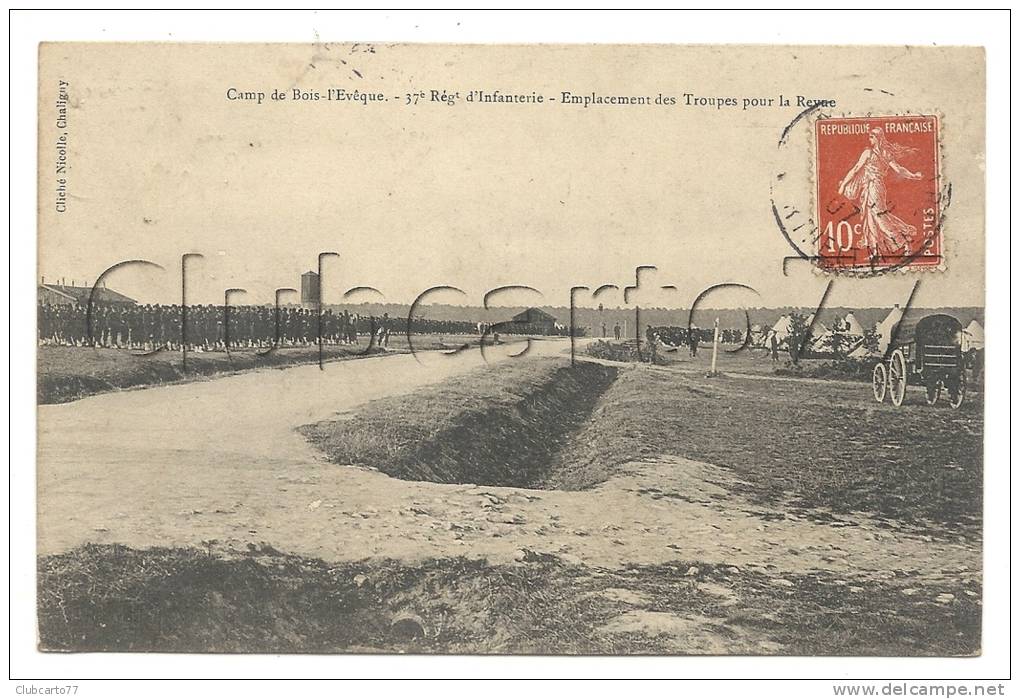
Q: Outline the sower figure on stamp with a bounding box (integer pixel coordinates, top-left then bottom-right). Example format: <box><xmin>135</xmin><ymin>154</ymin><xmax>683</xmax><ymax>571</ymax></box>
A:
<box><xmin>837</xmin><ymin>127</ymin><xmax>923</xmax><ymax>261</ymax></box>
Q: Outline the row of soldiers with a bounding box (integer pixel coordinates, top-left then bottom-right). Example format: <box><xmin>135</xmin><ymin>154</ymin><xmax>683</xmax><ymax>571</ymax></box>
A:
<box><xmin>38</xmin><ymin>302</ymin><xmax>480</xmax><ymax>351</ymax></box>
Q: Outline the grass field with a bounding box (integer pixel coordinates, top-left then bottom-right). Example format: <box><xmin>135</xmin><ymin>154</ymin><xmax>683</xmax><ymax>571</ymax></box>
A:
<box><xmin>551</xmin><ymin>364</ymin><xmax>983</xmax><ymax>534</ymax></box>
<box><xmin>37</xmin><ymin>334</ymin><xmax>485</xmax><ymax>404</ymax></box>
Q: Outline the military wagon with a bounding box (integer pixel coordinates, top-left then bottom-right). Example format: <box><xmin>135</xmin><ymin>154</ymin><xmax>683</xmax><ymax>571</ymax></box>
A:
<box><xmin>872</xmin><ymin>313</ymin><xmax>967</xmax><ymax>408</ymax></box>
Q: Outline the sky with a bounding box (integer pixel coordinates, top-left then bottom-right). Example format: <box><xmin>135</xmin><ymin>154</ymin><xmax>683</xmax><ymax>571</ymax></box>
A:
<box><xmin>38</xmin><ymin>43</ymin><xmax>985</xmax><ymax>310</ymax></box>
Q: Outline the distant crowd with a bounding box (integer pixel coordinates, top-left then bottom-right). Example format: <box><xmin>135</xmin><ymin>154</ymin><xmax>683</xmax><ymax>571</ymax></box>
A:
<box><xmin>648</xmin><ymin>326</ymin><xmax>745</xmax><ymax>347</ymax></box>
<box><xmin>643</xmin><ymin>326</ymin><xmax>747</xmax><ymax>359</ymax></box>
<box><xmin>37</xmin><ymin>302</ymin><xmax>485</xmax><ymax>351</ymax></box>
<box><xmin>598</xmin><ymin>323</ymin><xmax>744</xmax><ymax>346</ymax></box>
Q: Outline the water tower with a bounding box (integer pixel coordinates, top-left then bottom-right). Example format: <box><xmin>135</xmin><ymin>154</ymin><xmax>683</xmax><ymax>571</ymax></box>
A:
<box><xmin>300</xmin><ymin>271</ymin><xmax>320</xmax><ymax>309</ymax></box>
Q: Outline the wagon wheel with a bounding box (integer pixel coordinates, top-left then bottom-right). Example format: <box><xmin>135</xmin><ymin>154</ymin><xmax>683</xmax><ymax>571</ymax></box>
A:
<box><xmin>948</xmin><ymin>373</ymin><xmax>966</xmax><ymax>410</ymax></box>
<box><xmin>924</xmin><ymin>380</ymin><xmax>942</xmax><ymax>406</ymax></box>
<box><xmin>872</xmin><ymin>362</ymin><xmax>888</xmax><ymax>403</ymax></box>
<box><xmin>888</xmin><ymin>349</ymin><xmax>908</xmax><ymax>407</ymax></box>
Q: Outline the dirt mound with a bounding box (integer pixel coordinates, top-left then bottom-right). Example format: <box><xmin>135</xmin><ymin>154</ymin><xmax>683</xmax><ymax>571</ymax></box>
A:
<box><xmin>37</xmin><ymin>543</ymin><xmax>610</xmax><ymax>654</ymax></box>
<box><xmin>302</xmin><ymin>358</ymin><xmax>618</xmax><ymax>488</ymax></box>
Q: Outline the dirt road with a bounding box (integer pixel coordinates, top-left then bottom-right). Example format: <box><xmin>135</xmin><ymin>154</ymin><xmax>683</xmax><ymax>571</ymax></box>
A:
<box><xmin>37</xmin><ymin>340</ymin><xmax>565</xmax><ymax>551</ymax></box>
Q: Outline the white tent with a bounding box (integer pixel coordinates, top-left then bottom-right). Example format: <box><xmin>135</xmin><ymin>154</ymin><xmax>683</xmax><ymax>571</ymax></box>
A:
<box><xmin>877</xmin><ymin>305</ymin><xmax>904</xmax><ymax>353</ymax></box>
<box><xmin>771</xmin><ymin>315</ymin><xmax>792</xmax><ymax>341</ymax></box>
<box><xmin>771</xmin><ymin>313</ymin><xmax>816</xmax><ymax>340</ymax></box>
<box><xmin>842</xmin><ymin>312</ymin><xmax>865</xmax><ymax>336</ymax></box>
<box><xmin>812</xmin><ymin>324</ymin><xmax>867</xmax><ymax>356</ymax></box>
<box><xmin>769</xmin><ymin>313</ymin><xmax>816</xmax><ymax>350</ymax></box>
<box><xmin>962</xmin><ymin>320</ymin><xmax>984</xmax><ymax>351</ymax></box>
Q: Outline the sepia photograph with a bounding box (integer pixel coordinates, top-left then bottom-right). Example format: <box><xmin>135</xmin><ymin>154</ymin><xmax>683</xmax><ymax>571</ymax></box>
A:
<box><xmin>9</xmin><ymin>8</ymin><xmax>1011</xmax><ymax>692</ymax></box>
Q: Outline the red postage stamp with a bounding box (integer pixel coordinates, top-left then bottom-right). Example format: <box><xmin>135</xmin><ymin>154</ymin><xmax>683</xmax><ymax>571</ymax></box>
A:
<box><xmin>814</xmin><ymin>114</ymin><xmax>942</xmax><ymax>271</ymax></box>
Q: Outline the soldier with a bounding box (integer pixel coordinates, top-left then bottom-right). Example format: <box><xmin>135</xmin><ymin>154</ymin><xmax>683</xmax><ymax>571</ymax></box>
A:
<box><xmin>690</xmin><ymin>325</ymin><xmax>700</xmax><ymax>358</ymax></box>
<box><xmin>68</xmin><ymin>304</ymin><xmax>82</xmax><ymax>346</ymax></box>
<box><xmin>645</xmin><ymin>326</ymin><xmax>659</xmax><ymax>362</ymax></box>
<box><xmin>139</xmin><ymin>304</ymin><xmax>153</xmax><ymax>349</ymax></box>
<box><xmin>37</xmin><ymin>302</ymin><xmax>49</xmax><ymax>345</ymax></box>
<box><xmin>303</xmin><ymin>308</ymin><xmax>314</xmax><ymax>345</ymax></box>
<box><xmin>970</xmin><ymin>347</ymin><xmax>984</xmax><ymax>385</ymax></box>
<box><xmin>166</xmin><ymin>305</ymin><xmax>181</xmax><ymax>350</ymax></box>
<box><xmin>348</xmin><ymin>313</ymin><xmax>359</xmax><ymax>344</ymax></box>
<box><xmin>347</xmin><ymin>313</ymin><xmax>359</xmax><ymax>344</ymax></box>
<box><xmin>261</xmin><ymin>305</ymin><xmax>275</xmax><ymax>348</ymax></box>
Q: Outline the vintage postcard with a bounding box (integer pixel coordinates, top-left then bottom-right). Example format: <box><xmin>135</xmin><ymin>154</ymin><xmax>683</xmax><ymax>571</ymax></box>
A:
<box><xmin>36</xmin><ymin>43</ymin><xmax>985</xmax><ymax>655</ymax></box>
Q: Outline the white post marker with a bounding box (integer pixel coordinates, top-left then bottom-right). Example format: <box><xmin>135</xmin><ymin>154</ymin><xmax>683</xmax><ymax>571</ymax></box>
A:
<box><xmin>710</xmin><ymin>317</ymin><xmax>720</xmax><ymax>376</ymax></box>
